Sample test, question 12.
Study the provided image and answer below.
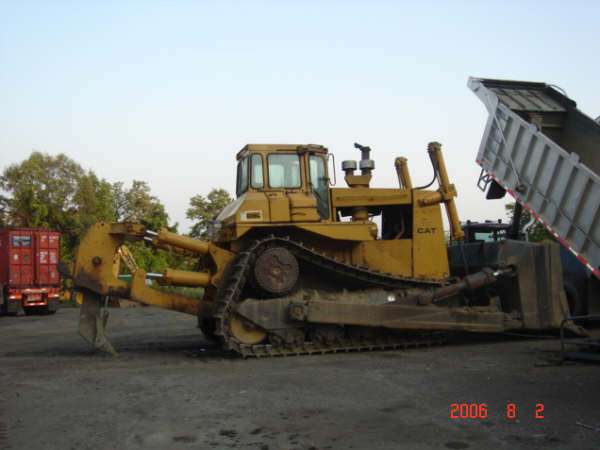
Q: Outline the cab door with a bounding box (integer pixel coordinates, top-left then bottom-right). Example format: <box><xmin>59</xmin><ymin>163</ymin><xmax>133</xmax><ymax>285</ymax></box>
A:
<box><xmin>266</xmin><ymin>153</ymin><xmax>304</xmax><ymax>222</ymax></box>
<box><xmin>308</xmin><ymin>154</ymin><xmax>331</xmax><ymax>220</ymax></box>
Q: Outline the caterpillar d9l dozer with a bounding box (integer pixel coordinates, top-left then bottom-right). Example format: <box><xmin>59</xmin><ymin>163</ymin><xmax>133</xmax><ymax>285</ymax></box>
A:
<box><xmin>66</xmin><ymin>142</ymin><xmax>575</xmax><ymax>357</ymax></box>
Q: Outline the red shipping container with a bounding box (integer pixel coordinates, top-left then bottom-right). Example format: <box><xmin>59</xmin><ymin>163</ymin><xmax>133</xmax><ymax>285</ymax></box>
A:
<box><xmin>0</xmin><ymin>228</ymin><xmax>61</xmax><ymax>315</ymax></box>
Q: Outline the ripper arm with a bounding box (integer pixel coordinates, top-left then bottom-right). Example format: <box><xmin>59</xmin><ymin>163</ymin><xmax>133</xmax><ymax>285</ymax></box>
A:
<box><xmin>68</xmin><ymin>222</ymin><xmax>233</xmax><ymax>314</ymax></box>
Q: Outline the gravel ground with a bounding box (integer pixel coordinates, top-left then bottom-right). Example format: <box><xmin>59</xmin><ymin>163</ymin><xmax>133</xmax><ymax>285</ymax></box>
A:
<box><xmin>1</xmin><ymin>306</ymin><xmax>599</xmax><ymax>450</ymax></box>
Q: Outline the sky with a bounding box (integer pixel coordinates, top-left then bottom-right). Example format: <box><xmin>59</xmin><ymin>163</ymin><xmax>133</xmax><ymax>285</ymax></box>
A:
<box><xmin>1</xmin><ymin>0</ymin><xmax>599</xmax><ymax>232</ymax></box>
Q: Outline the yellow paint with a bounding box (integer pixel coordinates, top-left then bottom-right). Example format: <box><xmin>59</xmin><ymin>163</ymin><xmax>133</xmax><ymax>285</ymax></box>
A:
<box><xmin>395</xmin><ymin>157</ymin><xmax>413</xmax><ymax>189</ymax></box>
<box><xmin>344</xmin><ymin>173</ymin><xmax>372</xmax><ymax>188</ymax></box>
<box><xmin>235</xmin><ymin>192</ymin><xmax>270</xmax><ymax>223</ymax></box>
<box><xmin>154</xmin><ymin>229</ymin><xmax>209</xmax><ymax>254</ymax></box>
<box><xmin>72</xmin><ymin>222</ymin><xmax>140</xmax><ymax>296</ymax></box>
<box><xmin>266</xmin><ymin>191</ymin><xmax>291</xmax><ymax>222</ymax></box>
<box><xmin>129</xmin><ymin>270</ymin><xmax>205</xmax><ymax>316</ymax></box>
<box><xmin>424</xmin><ymin>142</ymin><xmax>464</xmax><ymax>241</ymax></box>
<box><xmin>288</xmin><ymin>192</ymin><xmax>320</xmax><ymax>222</ymax></box>
<box><xmin>354</xmin><ymin>240</ymin><xmax>413</xmax><ymax>277</ymax></box>
<box><xmin>330</xmin><ymin>187</ymin><xmax>411</xmax><ymax>208</ymax></box>
<box><xmin>161</xmin><ymin>268</ymin><xmax>211</xmax><ymax>287</ymax></box>
<box><xmin>412</xmin><ymin>190</ymin><xmax>450</xmax><ymax>280</ymax></box>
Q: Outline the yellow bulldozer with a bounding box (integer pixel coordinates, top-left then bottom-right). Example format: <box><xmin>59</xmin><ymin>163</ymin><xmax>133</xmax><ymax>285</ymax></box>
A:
<box><xmin>65</xmin><ymin>142</ymin><xmax>573</xmax><ymax>357</ymax></box>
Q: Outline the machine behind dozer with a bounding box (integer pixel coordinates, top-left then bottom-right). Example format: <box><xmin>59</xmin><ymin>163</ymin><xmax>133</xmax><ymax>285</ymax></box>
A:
<box><xmin>65</xmin><ymin>142</ymin><xmax>576</xmax><ymax>357</ymax></box>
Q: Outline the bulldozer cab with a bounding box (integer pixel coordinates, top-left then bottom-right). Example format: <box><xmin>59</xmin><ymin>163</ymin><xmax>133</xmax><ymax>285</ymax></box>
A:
<box><xmin>234</xmin><ymin>144</ymin><xmax>331</xmax><ymax>223</ymax></box>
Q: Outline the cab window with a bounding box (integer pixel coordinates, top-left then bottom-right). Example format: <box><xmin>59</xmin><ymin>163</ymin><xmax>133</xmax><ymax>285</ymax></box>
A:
<box><xmin>474</xmin><ymin>231</ymin><xmax>506</xmax><ymax>242</ymax></box>
<box><xmin>309</xmin><ymin>155</ymin><xmax>330</xmax><ymax>219</ymax></box>
<box><xmin>268</xmin><ymin>154</ymin><xmax>301</xmax><ymax>189</ymax></box>
<box><xmin>236</xmin><ymin>156</ymin><xmax>249</xmax><ymax>196</ymax></box>
<box><xmin>251</xmin><ymin>154</ymin><xmax>264</xmax><ymax>189</ymax></box>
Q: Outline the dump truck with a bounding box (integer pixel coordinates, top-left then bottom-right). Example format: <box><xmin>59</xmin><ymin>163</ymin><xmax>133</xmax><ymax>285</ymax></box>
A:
<box><xmin>63</xmin><ymin>141</ymin><xmax>574</xmax><ymax>357</ymax></box>
<box><xmin>468</xmin><ymin>78</ymin><xmax>600</xmax><ymax>314</ymax></box>
<box><xmin>0</xmin><ymin>228</ymin><xmax>61</xmax><ymax>315</ymax></box>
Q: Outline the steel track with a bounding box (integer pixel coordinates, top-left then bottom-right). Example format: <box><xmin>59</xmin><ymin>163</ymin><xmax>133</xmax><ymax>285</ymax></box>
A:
<box><xmin>213</xmin><ymin>236</ymin><xmax>446</xmax><ymax>358</ymax></box>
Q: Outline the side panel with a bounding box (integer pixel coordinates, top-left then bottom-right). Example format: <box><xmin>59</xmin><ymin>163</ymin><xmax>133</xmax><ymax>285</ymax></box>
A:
<box><xmin>0</xmin><ymin>230</ymin><xmax>7</xmax><ymax>284</ymax></box>
<box><xmin>236</xmin><ymin>221</ymin><xmax>376</xmax><ymax>242</ymax></box>
<box><xmin>288</xmin><ymin>192</ymin><xmax>320</xmax><ymax>222</ymax></box>
<box><xmin>412</xmin><ymin>192</ymin><xmax>450</xmax><ymax>280</ymax></box>
<box><xmin>235</xmin><ymin>192</ymin><xmax>271</xmax><ymax>224</ymax></box>
<box><xmin>35</xmin><ymin>230</ymin><xmax>60</xmax><ymax>286</ymax></box>
<box><xmin>297</xmin><ymin>222</ymin><xmax>376</xmax><ymax>241</ymax></box>
<box><xmin>8</xmin><ymin>230</ymin><xmax>34</xmax><ymax>286</ymax></box>
<box><xmin>330</xmin><ymin>187</ymin><xmax>412</xmax><ymax>208</ymax></box>
<box><xmin>353</xmin><ymin>240</ymin><xmax>413</xmax><ymax>277</ymax></box>
<box><xmin>266</xmin><ymin>192</ymin><xmax>291</xmax><ymax>222</ymax></box>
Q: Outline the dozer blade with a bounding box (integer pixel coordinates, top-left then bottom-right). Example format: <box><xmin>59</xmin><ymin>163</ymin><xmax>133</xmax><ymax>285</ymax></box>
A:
<box><xmin>448</xmin><ymin>240</ymin><xmax>587</xmax><ymax>336</ymax></box>
<box><xmin>78</xmin><ymin>289</ymin><xmax>117</xmax><ymax>356</ymax></box>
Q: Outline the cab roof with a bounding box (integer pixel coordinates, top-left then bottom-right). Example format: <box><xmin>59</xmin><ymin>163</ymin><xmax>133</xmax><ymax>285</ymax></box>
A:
<box><xmin>236</xmin><ymin>144</ymin><xmax>328</xmax><ymax>160</ymax></box>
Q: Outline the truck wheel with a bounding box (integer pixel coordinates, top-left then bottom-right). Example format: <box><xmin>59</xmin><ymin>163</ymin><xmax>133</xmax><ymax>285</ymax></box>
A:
<box><xmin>3</xmin><ymin>302</ymin><xmax>18</xmax><ymax>316</ymax></box>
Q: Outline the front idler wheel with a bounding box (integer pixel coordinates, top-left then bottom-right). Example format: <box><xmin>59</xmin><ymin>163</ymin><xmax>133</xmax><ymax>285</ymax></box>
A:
<box><xmin>230</xmin><ymin>314</ymin><xmax>267</xmax><ymax>345</ymax></box>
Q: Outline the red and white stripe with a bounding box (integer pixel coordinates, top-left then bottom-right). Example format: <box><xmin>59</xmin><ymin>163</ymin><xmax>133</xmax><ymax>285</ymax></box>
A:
<box><xmin>476</xmin><ymin>159</ymin><xmax>600</xmax><ymax>280</ymax></box>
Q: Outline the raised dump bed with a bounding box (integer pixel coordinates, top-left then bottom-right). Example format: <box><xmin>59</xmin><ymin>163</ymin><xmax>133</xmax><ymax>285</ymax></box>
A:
<box><xmin>469</xmin><ymin>78</ymin><xmax>600</xmax><ymax>279</ymax></box>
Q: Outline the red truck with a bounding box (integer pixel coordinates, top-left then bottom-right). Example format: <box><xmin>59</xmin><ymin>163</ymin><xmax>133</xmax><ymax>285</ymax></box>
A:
<box><xmin>0</xmin><ymin>228</ymin><xmax>61</xmax><ymax>315</ymax></box>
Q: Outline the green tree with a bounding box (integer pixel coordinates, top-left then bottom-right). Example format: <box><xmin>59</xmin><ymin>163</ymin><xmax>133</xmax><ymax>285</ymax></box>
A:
<box><xmin>0</xmin><ymin>193</ymin><xmax>8</xmax><ymax>227</ymax></box>
<box><xmin>505</xmin><ymin>202</ymin><xmax>554</xmax><ymax>243</ymax></box>
<box><xmin>1</xmin><ymin>152</ymin><xmax>84</xmax><ymax>227</ymax></box>
<box><xmin>113</xmin><ymin>180</ymin><xmax>171</xmax><ymax>230</ymax></box>
<box><xmin>0</xmin><ymin>152</ymin><xmax>117</xmax><ymax>260</ymax></box>
<box><xmin>186</xmin><ymin>188</ymin><xmax>232</xmax><ymax>239</ymax></box>
<box><xmin>112</xmin><ymin>180</ymin><xmax>180</xmax><ymax>272</ymax></box>
<box><xmin>63</xmin><ymin>171</ymin><xmax>118</xmax><ymax>260</ymax></box>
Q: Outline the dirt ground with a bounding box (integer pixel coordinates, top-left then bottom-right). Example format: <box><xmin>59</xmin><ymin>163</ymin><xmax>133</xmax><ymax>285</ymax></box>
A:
<box><xmin>1</xmin><ymin>306</ymin><xmax>599</xmax><ymax>450</ymax></box>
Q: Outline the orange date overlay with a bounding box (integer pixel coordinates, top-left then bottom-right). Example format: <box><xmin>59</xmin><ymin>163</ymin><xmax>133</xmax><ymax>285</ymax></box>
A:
<box><xmin>449</xmin><ymin>403</ymin><xmax>545</xmax><ymax>420</ymax></box>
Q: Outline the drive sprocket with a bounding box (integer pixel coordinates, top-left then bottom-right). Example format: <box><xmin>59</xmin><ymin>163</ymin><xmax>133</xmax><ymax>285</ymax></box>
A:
<box><xmin>253</xmin><ymin>246</ymin><xmax>299</xmax><ymax>296</ymax></box>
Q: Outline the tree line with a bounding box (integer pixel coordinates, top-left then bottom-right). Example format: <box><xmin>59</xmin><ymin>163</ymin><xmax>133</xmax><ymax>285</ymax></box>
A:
<box><xmin>0</xmin><ymin>152</ymin><xmax>232</xmax><ymax>272</ymax></box>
